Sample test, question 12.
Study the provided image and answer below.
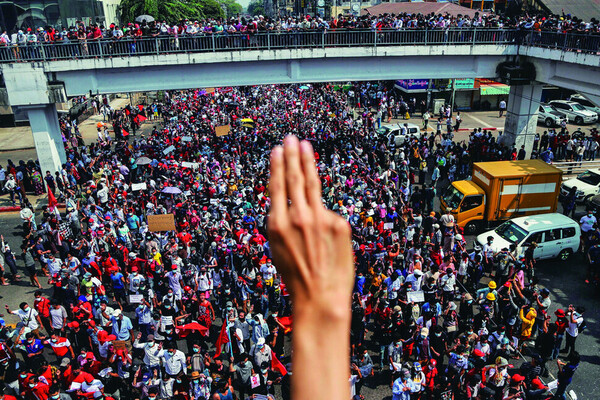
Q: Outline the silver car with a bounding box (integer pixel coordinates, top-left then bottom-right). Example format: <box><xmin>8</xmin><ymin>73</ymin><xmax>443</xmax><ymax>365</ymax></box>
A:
<box><xmin>549</xmin><ymin>100</ymin><xmax>598</xmax><ymax>124</ymax></box>
<box><xmin>537</xmin><ymin>104</ymin><xmax>567</xmax><ymax>127</ymax></box>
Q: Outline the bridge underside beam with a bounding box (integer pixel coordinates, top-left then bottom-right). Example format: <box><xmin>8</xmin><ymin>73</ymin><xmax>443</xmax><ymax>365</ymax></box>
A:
<box><xmin>56</xmin><ymin>54</ymin><xmax>506</xmax><ymax>96</ymax></box>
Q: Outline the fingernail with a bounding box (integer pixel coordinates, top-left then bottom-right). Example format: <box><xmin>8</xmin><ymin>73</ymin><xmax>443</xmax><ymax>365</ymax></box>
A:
<box><xmin>300</xmin><ymin>140</ymin><xmax>313</xmax><ymax>153</ymax></box>
<box><xmin>284</xmin><ymin>135</ymin><xmax>298</xmax><ymax>145</ymax></box>
<box><xmin>271</xmin><ymin>146</ymin><xmax>283</xmax><ymax>159</ymax></box>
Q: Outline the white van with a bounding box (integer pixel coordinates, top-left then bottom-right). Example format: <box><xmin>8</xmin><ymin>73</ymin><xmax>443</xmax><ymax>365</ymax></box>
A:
<box><xmin>476</xmin><ymin>213</ymin><xmax>580</xmax><ymax>261</ymax></box>
<box><xmin>377</xmin><ymin>123</ymin><xmax>421</xmax><ymax>146</ymax></box>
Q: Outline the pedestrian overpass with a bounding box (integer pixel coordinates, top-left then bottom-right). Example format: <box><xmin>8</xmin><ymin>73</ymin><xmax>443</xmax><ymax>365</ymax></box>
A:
<box><xmin>1</xmin><ymin>28</ymin><xmax>600</xmax><ymax>174</ymax></box>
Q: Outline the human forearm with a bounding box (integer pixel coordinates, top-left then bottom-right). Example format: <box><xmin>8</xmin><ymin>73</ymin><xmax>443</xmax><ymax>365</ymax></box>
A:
<box><xmin>292</xmin><ymin>313</ymin><xmax>350</xmax><ymax>400</ymax></box>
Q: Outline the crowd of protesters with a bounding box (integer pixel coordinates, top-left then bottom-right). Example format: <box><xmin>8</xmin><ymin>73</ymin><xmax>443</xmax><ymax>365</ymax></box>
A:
<box><xmin>1</xmin><ymin>8</ymin><xmax>600</xmax><ymax>61</ymax></box>
<box><xmin>0</xmin><ymin>82</ymin><xmax>586</xmax><ymax>400</ymax></box>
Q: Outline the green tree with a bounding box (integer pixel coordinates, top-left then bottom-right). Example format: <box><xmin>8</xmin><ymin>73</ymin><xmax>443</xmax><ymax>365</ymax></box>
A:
<box><xmin>220</xmin><ymin>0</ymin><xmax>243</xmax><ymax>16</ymax></box>
<box><xmin>118</xmin><ymin>0</ymin><xmax>225</xmax><ymax>24</ymax></box>
<box><xmin>247</xmin><ymin>0</ymin><xmax>265</xmax><ymax>16</ymax></box>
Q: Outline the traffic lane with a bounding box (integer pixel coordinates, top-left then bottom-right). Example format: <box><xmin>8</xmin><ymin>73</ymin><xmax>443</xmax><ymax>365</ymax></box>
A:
<box><xmin>463</xmin><ymin>222</ymin><xmax>599</xmax><ymax>400</ymax></box>
<box><xmin>0</xmin><ymin>213</ymin><xmax>50</xmax><ymax>307</ymax></box>
<box><xmin>533</xmin><ymin>253</ymin><xmax>600</xmax><ymax>399</ymax></box>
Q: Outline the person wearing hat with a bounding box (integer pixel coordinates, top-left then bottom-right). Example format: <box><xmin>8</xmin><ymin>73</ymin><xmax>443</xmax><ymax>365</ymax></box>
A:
<box><xmin>552</xmin><ymin>309</ymin><xmax>568</xmax><ymax>360</ymax></box>
<box><xmin>392</xmin><ymin>367</ymin><xmax>416</xmax><ymax>400</ymax></box>
<box><xmin>518</xmin><ymin>303</ymin><xmax>537</xmax><ymax>344</ymax></box>
<box><xmin>110</xmin><ymin>309</ymin><xmax>134</xmax><ymax>351</ymax></box>
<box><xmin>189</xmin><ymin>369</ymin><xmax>212</xmax><ymax>400</ymax></box>
<box><xmin>506</xmin><ymin>373</ymin><xmax>526</xmax><ymax>398</ymax></box>
<box><xmin>476</xmin><ymin>280</ymin><xmax>497</xmax><ymax>302</ymax></box>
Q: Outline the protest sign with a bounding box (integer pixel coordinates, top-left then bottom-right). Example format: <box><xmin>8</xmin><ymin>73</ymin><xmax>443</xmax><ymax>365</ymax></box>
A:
<box><xmin>148</xmin><ymin>214</ymin><xmax>175</xmax><ymax>232</ymax></box>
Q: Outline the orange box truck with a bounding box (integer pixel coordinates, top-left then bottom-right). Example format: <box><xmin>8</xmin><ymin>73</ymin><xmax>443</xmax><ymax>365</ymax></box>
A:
<box><xmin>440</xmin><ymin>160</ymin><xmax>563</xmax><ymax>234</ymax></box>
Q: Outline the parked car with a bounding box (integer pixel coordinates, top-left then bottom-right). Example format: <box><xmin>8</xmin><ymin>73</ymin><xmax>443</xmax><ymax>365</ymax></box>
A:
<box><xmin>549</xmin><ymin>100</ymin><xmax>598</xmax><ymax>124</ymax></box>
<box><xmin>537</xmin><ymin>103</ymin><xmax>567</xmax><ymax>127</ymax></box>
<box><xmin>476</xmin><ymin>213</ymin><xmax>580</xmax><ymax>261</ymax></box>
<box><xmin>560</xmin><ymin>169</ymin><xmax>600</xmax><ymax>203</ymax></box>
<box><xmin>378</xmin><ymin>122</ymin><xmax>421</xmax><ymax>146</ymax></box>
<box><xmin>568</xmin><ymin>94</ymin><xmax>600</xmax><ymax>117</ymax></box>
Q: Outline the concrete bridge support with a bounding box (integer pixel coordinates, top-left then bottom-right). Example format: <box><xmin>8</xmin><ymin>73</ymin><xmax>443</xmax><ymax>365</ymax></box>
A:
<box><xmin>501</xmin><ymin>84</ymin><xmax>543</xmax><ymax>158</ymax></box>
<box><xmin>25</xmin><ymin>105</ymin><xmax>66</xmax><ymax>175</ymax></box>
<box><xmin>2</xmin><ymin>64</ymin><xmax>67</xmax><ymax>174</ymax></box>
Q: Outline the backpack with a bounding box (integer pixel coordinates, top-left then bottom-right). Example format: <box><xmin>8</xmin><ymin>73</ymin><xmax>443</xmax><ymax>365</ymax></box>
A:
<box><xmin>578</xmin><ymin>319</ymin><xmax>587</xmax><ymax>333</ymax></box>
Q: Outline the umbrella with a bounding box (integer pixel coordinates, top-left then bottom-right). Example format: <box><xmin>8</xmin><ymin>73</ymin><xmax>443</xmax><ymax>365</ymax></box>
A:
<box><xmin>241</xmin><ymin>118</ymin><xmax>254</xmax><ymax>123</ymax></box>
<box><xmin>162</xmin><ymin>187</ymin><xmax>182</xmax><ymax>194</ymax></box>
<box><xmin>299</xmin><ymin>85</ymin><xmax>310</xmax><ymax>90</ymax></box>
<box><xmin>96</xmin><ymin>122</ymin><xmax>106</xmax><ymax>128</ymax></box>
<box><xmin>135</xmin><ymin>15</ymin><xmax>155</xmax><ymax>23</ymax></box>
<box><xmin>136</xmin><ymin>156</ymin><xmax>152</xmax><ymax>165</ymax></box>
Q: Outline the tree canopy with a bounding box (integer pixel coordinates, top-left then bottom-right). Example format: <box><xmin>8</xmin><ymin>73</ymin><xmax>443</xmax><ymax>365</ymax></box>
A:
<box><xmin>118</xmin><ymin>0</ymin><xmax>241</xmax><ymax>24</ymax></box>
<box><xmin>247</xmin><ymin>0</ymin><xmax>265</xmax><ymax>17</ymax></box>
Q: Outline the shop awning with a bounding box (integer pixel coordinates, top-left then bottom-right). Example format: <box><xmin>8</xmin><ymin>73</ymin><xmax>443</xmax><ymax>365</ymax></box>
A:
<box><xmin>480</xmin><ymin>84</ymin><xmax>510</xmax><ymax>95</ymax></box>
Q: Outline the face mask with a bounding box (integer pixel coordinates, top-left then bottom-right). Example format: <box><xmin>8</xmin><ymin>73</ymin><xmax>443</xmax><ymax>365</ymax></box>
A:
<box><xmin>468</xmin><ymin>331</ymin><xmax>473</xmax><ymax>335</ymax></box>
<box><xmin>435</xmin><ymin>333</ymin><xmax>442</xmax><ymax>337</ymax></box>
<box><xmin>27</xmin><ymin>339</ymin><xmax>34</xmax><ymax>344</ymax></box>
<box><xmin>51</xmin><ymin>338</ymin><xmax>58</xmax><ymax>343</ymax></box>
<box><xmin>168</xmin><ymin>293</ymin><xmax>173</xmax><ymax>298</ymax></box>
<box><xmin>23</xmin><ymin>307</ymin><xmax>29</xmax><ymax>312</ymax></box>
<box><xmin>193</xmin><ymin>379</ymin><xmax>199</xmax><ymax>383</ymax></box>
<box><xmin>51</xmin><ymin>395</ymin><xmax>60</xmax><ymax>400</ymax></box>
<box><xmin>176</xmin><ymin>379</ymin><xmax>182</xmax><ymax>383</ymax></box>
<box><xmin>29</xmin><ymin>383</ymin><xmax>36</xmax><ymax>388</ymax></box>
<box><xmin>421</xmin><ymin>335</ymin><xmax>427</xmax><ymax>339</ymax></box>
<box><xmin>166</xmin><ymin>330</ymin><xmax>172</xmax><ymax>334</ymax></box>
<box><xmin>261</xmin><ymin>368</ymin><xmax>268</xmax><ymax>374</ymax></box>
<box><xmin>193</xmin><ymin>347</ymin><xmax>199</xmax><ymax>353</ymax></box>
<box><xmin>396</xmin><ymin>341</ymin><xmax>402</xmax><ymax>346</ymax></box>
<box><xmin>21</xmin><ymin>373</ymin><xmax>28</xmax><ymax>378</ymax></box>
<box><xmin>272</xmin><ymin>313</ymin><xmax>278</xmax><ymax>318</ymax></box>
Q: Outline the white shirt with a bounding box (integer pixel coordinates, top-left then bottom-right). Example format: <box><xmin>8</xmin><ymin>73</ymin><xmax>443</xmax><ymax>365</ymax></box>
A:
<box><xmin>13</xmin><ymin>307</ymin><xmax>39</xmax><ymax>330</ymax></box>
<box><xmin>567</xmin><ymin>313</ymin><xmax>584</xmax><ymax>337</ymax></box>
<box><xmin>160</xmin><ymin>349</ymin><xmax>187</xmax><ymax>375</ymax></box>
<box><xmin>260</xmin><ymin>264</ymin><xmax>277</xmax><ymax>280</ymax></box>
<box><xmin>133</xmin><ymin>340</ymin><xmax>162</xmax><ymax>366</ymax></box>
<box><xmin>580</xmin><ymin>215</ymin><xmax>596</xmax><ymax>232</ymax></box>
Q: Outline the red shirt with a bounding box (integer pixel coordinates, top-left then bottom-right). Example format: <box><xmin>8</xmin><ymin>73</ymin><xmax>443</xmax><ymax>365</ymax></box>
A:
<box><xmin>34</xmin><ymin>297</ymin><xmax>51</xmax><ymax>318</ymax></box>
<box><xmin>48</xmin><ymin>337</ymin><xmax>72</xmax><ymax>357</ymax></box>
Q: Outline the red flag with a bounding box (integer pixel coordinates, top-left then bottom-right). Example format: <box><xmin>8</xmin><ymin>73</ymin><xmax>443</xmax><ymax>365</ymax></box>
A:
<box><xmin>214</xmin><ymin>322</ymin><xmax>230</xmax><ymax>358</ymax></box>
<box><xmin>135</xmin><ymin>114</ymin><xmax>147</xmax><ymax>124</ymax></box>
<box><xmin>137</xmin><ymin>104</ymin><xmax>144</xmax><ymax>111</ymax></box>
<box><xmin>176</xmin><ymin>322</ymin><xmax>209</xmax><ymax>338</ymax></box>
<box><xmin>276</xmin><ymin>316</ymin><xmax>293</xmax><ymax>334</ymax></box>
<box><xmin>47</xmin><ymin>186</ymin><xmax>58</xmax><ymax>208</ymax></box>
<box><xmin>122</xmin><ymin>128</ymin><xmax>129</xmax><ymax>137</ymax></box>
<box><xmin>271</xmin><ymin>354</ymin><xmax>288</xmax><ymax>376</ymax></box>
<box><xmin>303</xmin><ymin>99</ymin><xmax>308</xmax><ymax>111</ymax></box>
<box><xmin>125</xmin><ymin>108</ymin><xmax>130</xmax><ymax>116</ymax></box>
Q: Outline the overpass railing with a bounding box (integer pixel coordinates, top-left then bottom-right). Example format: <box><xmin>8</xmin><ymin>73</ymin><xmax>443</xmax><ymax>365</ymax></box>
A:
<box><xmin>0</xmin><ymin>28</ymin><xmax>596</xmax><ymax>63</ymax></box>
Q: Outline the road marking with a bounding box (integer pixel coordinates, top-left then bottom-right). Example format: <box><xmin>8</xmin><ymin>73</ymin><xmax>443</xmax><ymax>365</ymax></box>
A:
<box><xmin>468</xmin><ymin>114</ymin><xmax>504</xmax><ymax>130</ymax></box>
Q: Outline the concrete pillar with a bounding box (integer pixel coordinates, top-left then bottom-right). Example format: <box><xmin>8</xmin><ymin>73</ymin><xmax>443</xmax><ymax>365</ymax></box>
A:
<box><xmin>25</xmin><ymin>105</ymin><xmax>66</xmax><ymax>175</ymax></box>
<box><xmin>500</xmin><ymin>84</ymin><xmax>543</xmax><ymax>159</ymax></box>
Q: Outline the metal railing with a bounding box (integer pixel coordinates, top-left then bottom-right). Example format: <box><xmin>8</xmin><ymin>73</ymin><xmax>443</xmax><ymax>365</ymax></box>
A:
<box><xmin>553</xmin><ymin>160</ymin><xmax>600</xmax><ymax>178</ymax></box>
<box><xmin>0</xmin><ymin>28</ymin><xmax>596</xmax><ymax>63</ymax></box>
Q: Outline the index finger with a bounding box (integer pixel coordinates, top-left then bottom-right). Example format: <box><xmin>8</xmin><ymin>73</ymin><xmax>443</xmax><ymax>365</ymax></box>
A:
<box><xmin>269</xmin><ymin>146</ymin><xmax>287</xmax><ymax>221</ymax></box>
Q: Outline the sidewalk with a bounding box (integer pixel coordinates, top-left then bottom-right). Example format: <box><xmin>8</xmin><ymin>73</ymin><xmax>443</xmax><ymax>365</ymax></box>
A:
<box><xmin>0</xmin><ymin>96</ymin><xmax>133</xmax><ymax>152</ymax></box>
<box><xmin>0</xmin><ymin>96</ymin><xmax>157</xmax><ymax>211</ymax></box>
